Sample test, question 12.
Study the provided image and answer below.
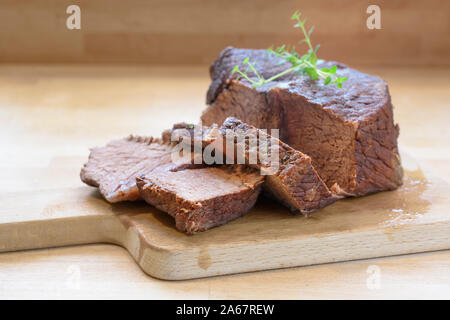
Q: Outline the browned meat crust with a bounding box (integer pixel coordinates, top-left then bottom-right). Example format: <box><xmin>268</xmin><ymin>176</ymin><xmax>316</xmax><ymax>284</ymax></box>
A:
<box><xmin>168</xmin><ymin>118</ymin><xmax>337</xmax><ymax>213</ymax></box>
<box><xmin>202</xmin><ymin>47</ymin><xmax>403</xmax><ymax>196</ymax></box>
<box><xmin>218</xmin><ymin>117</ymin><xmax>337</xmax><ymax>213</ymax></box>
<box><xmin>136</xmin><ymin>165</ymin><xmax>264</xmax><ymax>234</ymax></box>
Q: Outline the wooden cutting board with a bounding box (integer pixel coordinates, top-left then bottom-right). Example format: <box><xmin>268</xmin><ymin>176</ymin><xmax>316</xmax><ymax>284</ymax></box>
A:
<box><xmin>1</xmin><ymin>153</ymin><xmax>449</xmax><ymax>280</ymax></box>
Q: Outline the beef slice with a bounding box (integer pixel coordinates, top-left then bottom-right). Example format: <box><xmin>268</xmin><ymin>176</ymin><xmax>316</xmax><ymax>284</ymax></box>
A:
<box><xmin>168</xmin><ymin>118</ymin><xmax>337</xmax><ymax>213</ymax></box>
<box><xmin>80</xmin><ymin>135</ymin><xmax>173</xmax><ymax>203</ymax></box>
<box><xmin>136</xmin><ymin>165</ymin><xmax>264</xmax><ymax>234</ymax></box>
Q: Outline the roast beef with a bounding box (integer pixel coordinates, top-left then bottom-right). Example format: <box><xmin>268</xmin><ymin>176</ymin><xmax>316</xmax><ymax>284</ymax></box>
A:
<box><xmin>80</xmin><ymin>135</ymin><xmax>173</xmax><ymax>202</ymax></box>
<box><xmin>202</xmin><ymin>47</ymin><xmax>403</xmax><ymax>196</ymax></box>
<box><xmin>136</xmin><ymin>165</ymin><xmax>264</xmax><ymax>234</ymax></box>
<box><xmin>168</xmin><ymin>118</ymin><xmax>337</xmax><ymax>213</ymax></box>
<box><xmin>219</xmin><ymin>117</ymin><xmax>337</xmax><ymax>213</ymax></box>
<box><xmin>80</xmin><ymin>131</ymin><xmax>264</xmax><ymax>234</ymax></box>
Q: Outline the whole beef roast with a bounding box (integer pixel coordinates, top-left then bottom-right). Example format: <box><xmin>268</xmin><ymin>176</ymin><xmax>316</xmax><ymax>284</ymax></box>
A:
<box><xmin>136</xmin><ymin>165</ymin><xmax>264</xmax><ymax>234</ymax></box>
<box><xmin>202</xmin><ymin>47</ymin><xmax>403</xmax><ymax>196</ymax></box>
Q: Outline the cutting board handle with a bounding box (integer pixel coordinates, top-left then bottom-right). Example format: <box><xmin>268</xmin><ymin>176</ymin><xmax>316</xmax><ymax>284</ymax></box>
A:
<box><xmin>0</xmin><ymin>213</ymin><xmax>124</xmax><ymax>253</ymax></box>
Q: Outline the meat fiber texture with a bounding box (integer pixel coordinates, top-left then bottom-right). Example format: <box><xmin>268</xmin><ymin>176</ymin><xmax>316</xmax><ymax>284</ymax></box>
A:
<box><xmin>168</xmin><ymin>119</ymin><xmax>337</xmax><ymax>213</ymax></box>
<box><xmin>202</xmin><ymin>47</ymin><xmax>403</xmax><ymax>196</ymax></box>
<box><xmin>136</xmin><ymin>165</ymin><xmax>264</xmax><ymax>234</ymax></box>
<box><xmin>218</xmin><ymin>117</ymin><xmax>337</xmax><ymax>213</ymax></box>
<box><xmin>80</xmin><ymin>135</ymin><xmax>174</xmax><ymax>203</ymax></box>
<box><xmin>80</xmin><ymin>132</ymin><xmax>264</xmax><ymax>234</ymax></box>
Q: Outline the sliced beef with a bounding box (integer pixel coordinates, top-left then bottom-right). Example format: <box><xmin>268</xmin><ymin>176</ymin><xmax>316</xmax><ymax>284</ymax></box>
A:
<box><xmin>202</xmin><ymin>47</ymin><xmax>403</xmax><ymax>196</ymax></box>
<box><xmin>136</xmin><ymin>165</ymin><xmax>264</xmax><ymax>234</ymax></box>
<box><xmin>169</xmin><ymin>118</ymin><xmax>337</xmax><ymax>213</ymax></box>
<box><xmin>80</xmin><ymin>135</ymin><xmax>173</xmax><ymax>202</ymax></box>
<box><xmin>218</xmin><ymin>117</ymin><xmax>337</xmax><ymax>213</ymax></box>
<box><xmin>80</xmin><ymin>130</ymin><xmax>264</xmax><ymax>234</ymax></box>
<box><xmin>162</xmin><ymin>122</ymin><xmax>218</xmax><ymax>145</ymax></box>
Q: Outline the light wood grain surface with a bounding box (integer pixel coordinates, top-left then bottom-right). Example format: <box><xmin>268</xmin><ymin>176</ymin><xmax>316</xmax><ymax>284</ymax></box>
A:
<box><xmin>2</xmin><ymin>152</ymin><xmax>449</xmax><ymax>281</ymax></box>
<box><xmin>0</xmin><ymin>65</ymin><xmax>449</xmax><ymax>298</ymax></box>
<box><xmin>1</xmin><ymin>0</ymin><xmax>449</xmax><ymax>66</ymax></box>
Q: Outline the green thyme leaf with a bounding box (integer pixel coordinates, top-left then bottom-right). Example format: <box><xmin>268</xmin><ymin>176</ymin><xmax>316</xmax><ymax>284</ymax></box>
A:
<box><xmin>232</xmin><ymin>11</ymin><xmax>347</xmax><ymax>88</ymax></box>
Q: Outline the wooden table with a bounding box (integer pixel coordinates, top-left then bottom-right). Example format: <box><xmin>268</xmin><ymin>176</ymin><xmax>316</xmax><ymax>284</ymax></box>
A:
<box><xmin>0</xmin><ymin>65</ymin><xmax>449</xmax><ymax>299</ymax></box>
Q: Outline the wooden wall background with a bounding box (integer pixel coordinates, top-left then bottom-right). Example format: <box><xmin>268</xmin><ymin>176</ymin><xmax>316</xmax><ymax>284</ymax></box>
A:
<box><xmin>0</xmin><ymin>0</ymin><xmax>449</xmax><ymax>66</ymax></box>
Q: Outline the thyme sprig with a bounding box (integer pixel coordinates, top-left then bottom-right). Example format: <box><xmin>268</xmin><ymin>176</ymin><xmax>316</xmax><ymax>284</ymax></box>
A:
<box><xmin>232</xmin><ymin>11</ymin><xmax>347</xmax><ymax>88</ymax></box>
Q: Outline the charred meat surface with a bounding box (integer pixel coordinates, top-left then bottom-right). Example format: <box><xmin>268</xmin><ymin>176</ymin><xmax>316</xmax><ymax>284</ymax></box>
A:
<box><xmin>80</xmin><ymin>135</ymin><xmax>173</xmax><ymax>203</ymax></box>
<box><xmin>169</xmin><ymin>118</ymin><xmax>337</xmax><ymax>213</ymax></box>
<box><xmin>202</xmin><ymin>47</ymin><xmax>403</xmax><ymax>196</ymax></box>
<box><xmin>218</xmin><ymin>117</ymin><xmax>337</xmax><ymax>213</ymax></box>
<box><xmin>136</xmin><ymin>165</ymin><xmax>264</xmax><ymax>234</ymax></box>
